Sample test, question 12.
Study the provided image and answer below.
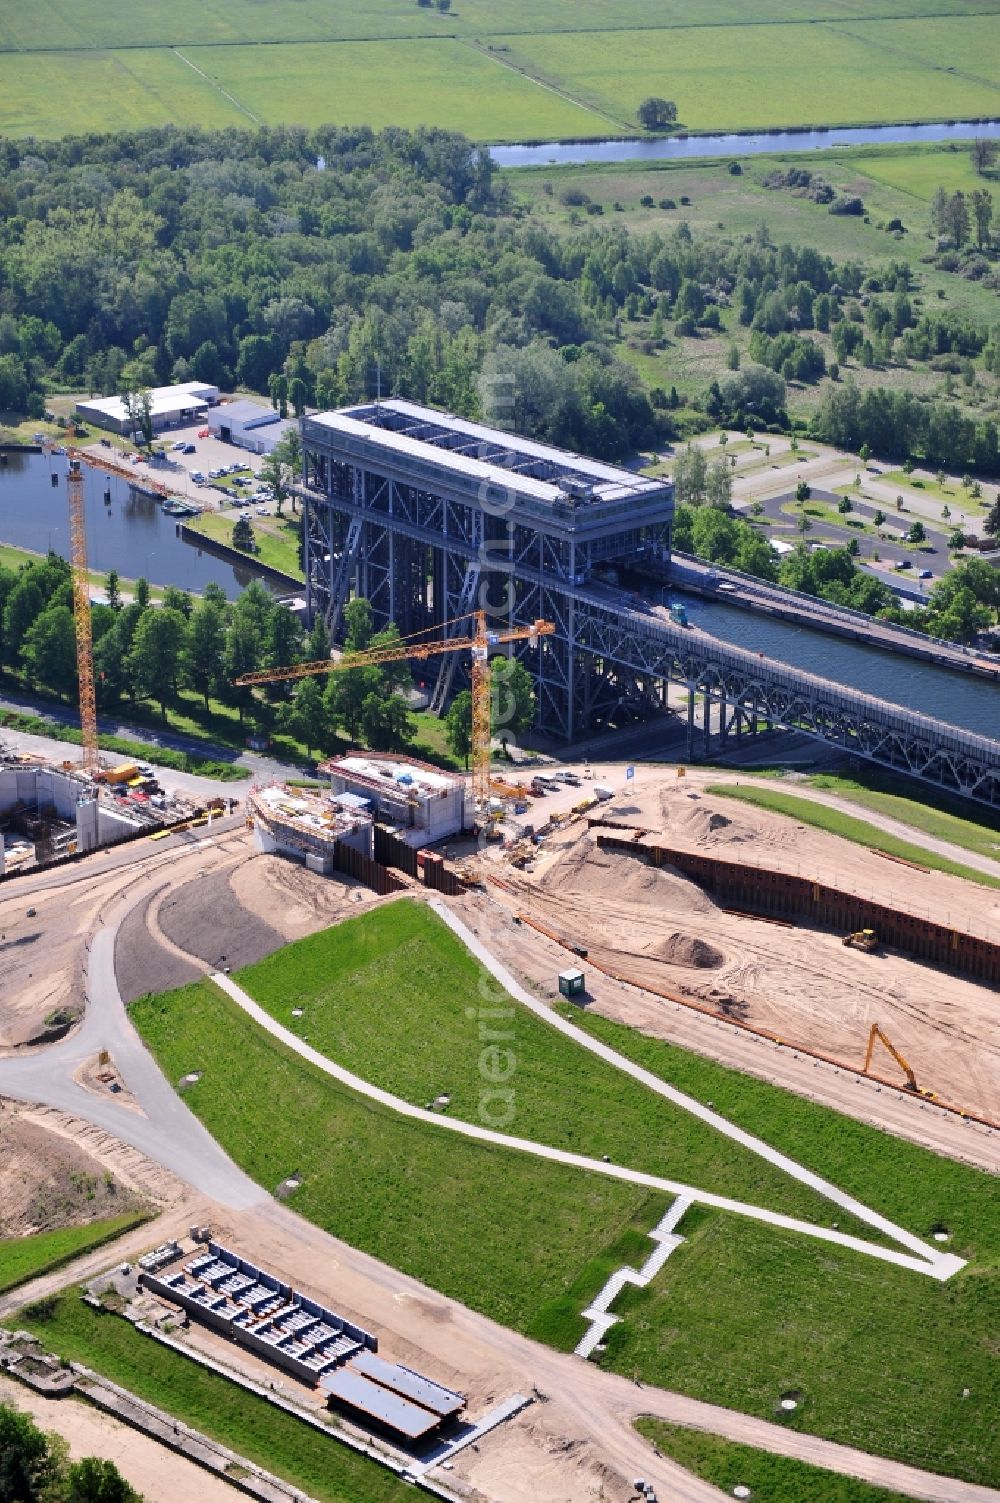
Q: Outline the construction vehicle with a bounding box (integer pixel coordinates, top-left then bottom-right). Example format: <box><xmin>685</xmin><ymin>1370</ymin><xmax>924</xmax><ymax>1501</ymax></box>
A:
<box><xmin>235</xmin><ymin>610</ymin><xmax>555</xmax><ymax>816</ymax></box>
<box><xmin>843</xmin><ymin>927</ymin><xmax>878</xmax><ymax>952</ymax></box>
<box><xmin>863</xmin><ymin>1023</ymin><xmax>931</xmax><ymax>1096</ymax></box>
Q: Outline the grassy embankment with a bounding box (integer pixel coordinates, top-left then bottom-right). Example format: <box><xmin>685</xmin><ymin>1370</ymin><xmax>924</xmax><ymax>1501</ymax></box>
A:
<box><xmin>14</xmin><ymin>1291</ymin><xmax>414</xmax><ymax>1503</ymax></box>
<box><xmin>132</xmin><ymin>902</ymin><xmax>1000</xmax><ymax>1482</ymax></box>
<box><xmin>704</xmin><ymin>783</ymin><xmax>1000</xmax><ymax>890</ymax></box>
<box><xmin>185</xmin><ymin>507</ymin><xmax>303</xmax><ymax>581</ymax></box>
<box><xmin>634</xmin><ymin>1420</ymin><xmax>919</xmax><ymax>1503</ymax></box>
<box><xmin>0</xmin><ymin>1213</ymin><xmax>150</xmax><ymax>1296</ymax></box>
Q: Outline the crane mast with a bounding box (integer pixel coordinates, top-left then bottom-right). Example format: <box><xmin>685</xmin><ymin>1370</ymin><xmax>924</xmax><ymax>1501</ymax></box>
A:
<box><xmin>66</xmin><ymin>459</ymin><xmax>99</xmax><ymax>771</ymax></box>
<box><xmin>234</xmin><ymin>609</ymin><xmax>554</xmax><ymax>815</ymax></box>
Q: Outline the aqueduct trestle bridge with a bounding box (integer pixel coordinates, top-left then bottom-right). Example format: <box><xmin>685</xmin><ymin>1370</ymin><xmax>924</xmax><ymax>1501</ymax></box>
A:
<box><xmin>301</xmin><ymin>400</ymin><xmax>1000</xmax><ymax>808</ymax></box>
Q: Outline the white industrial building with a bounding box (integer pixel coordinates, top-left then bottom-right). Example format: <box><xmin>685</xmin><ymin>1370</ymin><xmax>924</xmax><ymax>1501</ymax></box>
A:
<box><xmin>75</xmin><ymin>382</ymin><xmax>219</xmax><ymax>437</ymax></box>
<box><xmin>321</xmin><ymin>753</ymin><xmax>469</xmax><ymax>847</ymax></box>
<box><xmin>0</xmin><ymin>763</ymin><xmax>147</xmax><ymax>873</ymax></box>
<box><xmin>208</xmin><ymin>400</ymin><xmax>298</xmax><ymax>455</ymax></box>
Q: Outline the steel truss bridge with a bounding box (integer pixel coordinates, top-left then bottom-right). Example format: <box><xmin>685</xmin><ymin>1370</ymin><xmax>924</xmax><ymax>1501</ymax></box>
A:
<box><xmin>301</xmin><ymin>401</ymin><xmax>1000</xmax><ymax>809</ymax></box>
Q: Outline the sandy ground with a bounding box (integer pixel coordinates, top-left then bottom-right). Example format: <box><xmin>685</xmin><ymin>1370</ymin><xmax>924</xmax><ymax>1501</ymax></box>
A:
<box><xmin>1</xmin><ymin>1102</ymin><xmax>137</xmax><ymax>1239</ymax></box>
<box><xmin>479</xmin><ymin>777</ymin><xmax>1000</xmax><ymax>1129</ymax></box>
<box><xmin>0</xmin><ymin>1374</ymin><xmax>240</xmax><ymax>1503</ymax></box>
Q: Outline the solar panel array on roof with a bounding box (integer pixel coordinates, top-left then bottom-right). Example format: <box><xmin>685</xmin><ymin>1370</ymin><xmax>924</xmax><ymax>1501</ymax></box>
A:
<box><xmin>320</xmin><ymin>1367</ymin><xmax>441</xmax><ymax>1440</ymax></box>
<box><xmin>349</xmin><ymin>1348</ymin><xmax>465</xmax><ymax>1417</ymax></box>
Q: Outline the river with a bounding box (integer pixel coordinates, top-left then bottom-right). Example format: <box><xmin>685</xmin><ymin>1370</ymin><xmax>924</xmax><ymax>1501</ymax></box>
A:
<box><xmin>0</xmin><ymin>450</ymin><xmax>274</xmax><ymax>599</ymax></box>
<box><xmin>491</xmin><ymin>117</ymin><xmax>1000</xmax><ymax>170</ymax></box>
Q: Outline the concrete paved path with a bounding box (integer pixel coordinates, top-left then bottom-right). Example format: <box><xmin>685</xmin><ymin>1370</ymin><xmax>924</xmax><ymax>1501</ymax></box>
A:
<box><xmin>429</xmin><ymin>905</ymin><xmax>964</xmax><ymax>1279</ymax></box>
<box><xmin>210</xmin><ymin>958</ymin><xmax>960</xmax><ymax>1280</ymax></box>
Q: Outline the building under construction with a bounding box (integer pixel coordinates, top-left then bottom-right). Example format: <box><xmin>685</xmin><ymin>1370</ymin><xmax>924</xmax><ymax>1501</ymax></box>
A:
<box><xmin>321</xmin><ymin>753</ymin><xmax>469</xmax><ymax>847</ymax></box>
<box><xmin>0</xmin><ymin>753</ymin><xmax>186</xmax><ymax>876</ymax></box>
<box><xmin>247</xmin><ymin>783</ymin><xmax>374</xmax><ymax>875</ymax></box>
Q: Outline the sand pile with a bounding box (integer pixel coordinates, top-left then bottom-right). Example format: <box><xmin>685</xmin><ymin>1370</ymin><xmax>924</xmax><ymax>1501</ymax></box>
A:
<box><xmin>545</xmin><ymin>834</ymin><xmax>715</xmax><ymax>914</ymax></box>
<box><xmin>655</xmin><ymin>932</ymin><xmax>724</xmax><ymax>969</ymax></box>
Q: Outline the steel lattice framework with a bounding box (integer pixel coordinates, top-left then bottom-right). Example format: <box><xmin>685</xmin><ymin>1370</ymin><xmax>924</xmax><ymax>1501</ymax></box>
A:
<box><xmin>301</xmin><ymin>401</ymin><xmax>1000</xmax><ymax>807</ymax></box>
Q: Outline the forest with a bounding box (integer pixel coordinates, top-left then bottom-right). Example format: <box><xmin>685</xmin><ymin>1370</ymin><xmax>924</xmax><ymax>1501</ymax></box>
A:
<box><xmin>0</xmin><ymin>123</ymin><xmax>998</xmax><ymax>472</ymax></box>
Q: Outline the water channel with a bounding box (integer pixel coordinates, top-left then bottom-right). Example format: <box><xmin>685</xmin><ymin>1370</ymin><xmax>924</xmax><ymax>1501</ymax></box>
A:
<box><xmin>667</xmin><ymin>588</ymin><xmax>1000</xmax><ymax>741</ymax></box>
<box><xmin>1</xmin><ymin>452</ymin><xmax>996</xmax><ymax>740</ymax></box>
<box><xmin>0</xmin><ymin>450</ymin><xmax>273</xmax><ymax>599</ymax></box>
<box><xmin>491</xmin><ymin>117</ymin><xmax>1000</xmax><ymax>170</ymax></box>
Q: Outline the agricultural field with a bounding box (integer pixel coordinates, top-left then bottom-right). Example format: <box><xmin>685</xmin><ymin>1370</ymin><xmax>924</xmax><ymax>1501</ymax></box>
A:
<box><xmin>14</xmin><ymin>1291</ymin><xmax>415</xmax><ymax>1503</ymax></box>
<box><xmin>0</xmin><ymin>0</ymin><xmax>998</xmax><ymax>140</ymax></box>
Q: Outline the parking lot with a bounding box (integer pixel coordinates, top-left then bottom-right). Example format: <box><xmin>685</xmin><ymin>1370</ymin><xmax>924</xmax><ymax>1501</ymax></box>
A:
<box><xmin>92</xmin><ymin>422</ymin><xmax>276</xmax><ymax>515</ymax></box>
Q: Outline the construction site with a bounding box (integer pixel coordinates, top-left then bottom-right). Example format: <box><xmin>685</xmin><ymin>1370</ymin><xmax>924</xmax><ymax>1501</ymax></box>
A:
<box><xmin>474</xmin><ymin>766</ymin><xmax>1000</xmax><ymax>1132</ymax></box>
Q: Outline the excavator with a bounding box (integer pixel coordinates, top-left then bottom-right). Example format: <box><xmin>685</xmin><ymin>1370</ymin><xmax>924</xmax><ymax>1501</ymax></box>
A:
<box><xmin>862</xmin><ymin>1023</ymin><xmax>932</xmax><ymax>1097</ymax></box>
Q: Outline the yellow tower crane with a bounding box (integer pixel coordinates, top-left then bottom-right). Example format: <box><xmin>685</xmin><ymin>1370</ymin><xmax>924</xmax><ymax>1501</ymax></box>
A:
<box><xmin>235</xmin><ymin>610</ymin><xmax>554</xmax><ymax>812</ymax></box>
<box><xmin>66</xmin><ymin>458</ymin><xmax>100</xmax><ymax>772</ymax></box>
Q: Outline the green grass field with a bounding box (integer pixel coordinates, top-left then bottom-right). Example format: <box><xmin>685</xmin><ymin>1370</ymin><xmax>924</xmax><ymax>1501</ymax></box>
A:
<box><xmin>0</xmin><ymin>1213</ymin><xmax>149</xmax><ymax>1296</ymax></box>
<box><xmin>130</xmin><ymin>978</ymin><xmax>653</xmax><ymax>1332</ymax></box>
<box><xmin>14</xmin><ymin>1291</ymin><xmax>414</xmax><ymax>1503</ymax></box>
<box><xmin>635</xmin><ymin>1419</ymin><xmax>928</xmax><ymax>1502</ymax></box>
<box><xmin>186</xmin><ymin>509</ymin><xmax>304</xmax><ymax>582</ymax></box>
<box><xmin>705</xmin><ymin>784</ymin><xmax>1000</xmax><ymax>889</ymax></box>
<box><xmin>604</xmin><ymin>1207</ymin><xmax>999</xmax><ymax>1485</ymax></box>
<box><xmin>806</xmin><ymin>773</ymin><xmax>1000</xmax><ymax>861</ymax></box>
<box><xmin>229</xmin><ymin>901</ymin><xmax>868</xmax><ymax>1232</ymax></box>
<box><xmin>1</xmin><ymin>1</ymin><xmax>998</xmax><ymax>140</ymax></box>
<box><xmin>131</xmin><ymin>903</ymin><xmax>1000</xmax><ymax>1483</ymax></box>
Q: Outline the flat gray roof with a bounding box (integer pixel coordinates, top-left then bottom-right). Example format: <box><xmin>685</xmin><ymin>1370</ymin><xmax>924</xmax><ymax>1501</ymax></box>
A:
<box><xmin>350</xmin><ymin>1349</ymin><xmax>464</xmax><ymax>1417</ymax></box>
<box><xmin>320</xmin><ymin>1367</ymin><xmax>441</xmax><ymax>1438</ymax></box>
<box><xmin>307</xmin><ymin>398</ymin><xmax>665</xmax><ymax>507</ymax></box>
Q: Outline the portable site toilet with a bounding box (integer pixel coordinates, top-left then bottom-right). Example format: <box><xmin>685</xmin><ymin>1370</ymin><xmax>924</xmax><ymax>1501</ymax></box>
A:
<box><xmin>558</xmin><ymin>968</ymin><xmax>585</xmax><ymax>999</ymax></box>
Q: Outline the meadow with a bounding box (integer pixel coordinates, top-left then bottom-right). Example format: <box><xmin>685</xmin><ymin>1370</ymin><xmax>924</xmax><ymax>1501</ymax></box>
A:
<box><xmin>15</xmin><ymin>1291</ymin><xmax>415</xmax><ymax>1503</ymax></box>
<box><xmin>0</xmin><ymin>1</ymin><xmax>997</xmax><ymax>141</ymax></box>
<box><xmin>606</xmin><ymin>1208</ymin><xmax>999</xmax><ymax>1485</ymax></box>
<box><xmin>0</xmin><ymin>1213</ymin><xmax>149</xmax><ymax>1295</ymax></box>
<box><xmin>231</xmin><ymin>901</ymin><xmax>871</xmax><ymax>1231</ymax></box>
<box><xmin>130</xmin><ymin>906</ymin><xmax>1000</xmax><ymax>1482</ymax></box>
<box><xmin>635</xmin><ymin>1421</ymin><xmax>938</xmax><ymax>1502</ymax></box>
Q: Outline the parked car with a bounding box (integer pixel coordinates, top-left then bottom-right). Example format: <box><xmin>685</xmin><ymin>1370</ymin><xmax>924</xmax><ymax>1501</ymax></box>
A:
<box><xmin>256</xmin><ymin>505</ymin><xmax>269</xmax><ymax>516</ymax></box>
<box><xmin>182</xmin><ymin>443</ymin><xmax>196</xmax><ymax>454</ymax></box>
<box><xmin>191</xmin><ymin>471</ymin><xmax>206</xmax><ymax>484</ymax></box>
<box><xmin>919</xmin><ymin>569</ymin><xmax>933</xmax><ymax>579</ymax></box>
<box><xmin>197</xmin><ymin>427</ymin><xmax>210</xmax><ymax>438</ymax></box>
<box><xmin>171</xmin><ymin>440</ymin><xmax>186</xmax><ymax>451</ymax></box>
<box><xmin>896</xmin><ymin>559</ymin><xmax>912</xmax><ymax>569</ymax></box>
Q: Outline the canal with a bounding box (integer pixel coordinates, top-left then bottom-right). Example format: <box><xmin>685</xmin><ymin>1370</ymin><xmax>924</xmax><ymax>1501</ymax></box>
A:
<box><xmin>668</xmin><ymin>588</ymin><xmax>1000</xmax><ymax>741</ymax></box>
<box><xmin>491</xmin><ymin>117</ymin><xmax>1000</xmax><ymax>170</ymax></box>
<box><xmin>1</xmin><ymin>453</ymin><xmax>996</xmax><ymax>741</ymax></box>
<box><xmin>0</xmin><ymin>450</ymin><xmax>273</xmax><ymax>599</ymax></box>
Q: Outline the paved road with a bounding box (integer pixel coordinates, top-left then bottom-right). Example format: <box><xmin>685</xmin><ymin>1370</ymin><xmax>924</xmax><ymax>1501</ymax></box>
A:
<box><xmin>1</xmin><ymin>842</ymin><xmax>995</xmax><ymax>1501</ymax></box>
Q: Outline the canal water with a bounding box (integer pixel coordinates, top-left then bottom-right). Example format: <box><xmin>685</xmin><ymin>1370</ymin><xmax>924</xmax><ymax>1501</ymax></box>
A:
<box><xmin>1</xmin><ymin>453</ymin><xmax>996</xmax><ymax>740</ymax></box>
<box><xmin>0</xmin><ymin>449</ymin><xmax>270</xmax><ymax>599</ymax></box>
<box><xmin>670</xmin><ymin>588</ymin><xmax>1000</xmax><ymax>741</ymax></box>
<box><xmin>491</xmin><ymin>117</ymin><xmax>1000</xmax><ymax>169</ymax></box>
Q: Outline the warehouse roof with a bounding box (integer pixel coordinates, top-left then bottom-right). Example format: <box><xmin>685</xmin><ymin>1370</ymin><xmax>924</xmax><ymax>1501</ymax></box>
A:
<box><xmin>76</xmin><ymin>381</ymin><xmax>218</xmax><ymax>423</ymax></box>
<box><xmin>211</xmin><ymin>399</ymin><xmax>282</xmax><ymax>429</ymax></box>
<box><xmin>349</xmin><ymin>1349</ymin><xmax>465</xmax><ymax>1417</ymax></box>
<box><xmin>320</xmin><ymin>1366</ymin><xmax>442</xmax><ymax>1439</ymax></box>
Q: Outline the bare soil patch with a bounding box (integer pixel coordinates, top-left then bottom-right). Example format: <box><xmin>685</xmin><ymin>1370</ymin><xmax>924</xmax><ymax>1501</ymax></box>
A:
<box><xmin>493</xmin><ymin>781</ymin><xmax>1000</xmax><ymax>1125</ymax></box>
<box><xmin>0</xmin><ymin>1101</ymin><xmax>146</xmax><ymax>1239</ymax></box>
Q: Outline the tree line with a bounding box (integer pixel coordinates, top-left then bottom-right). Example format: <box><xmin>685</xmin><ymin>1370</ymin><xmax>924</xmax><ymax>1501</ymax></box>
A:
<box><xmin>0</xmin><ymin>1399</ymin><xmax>140</xmax><ymax>1503</ymax></box>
